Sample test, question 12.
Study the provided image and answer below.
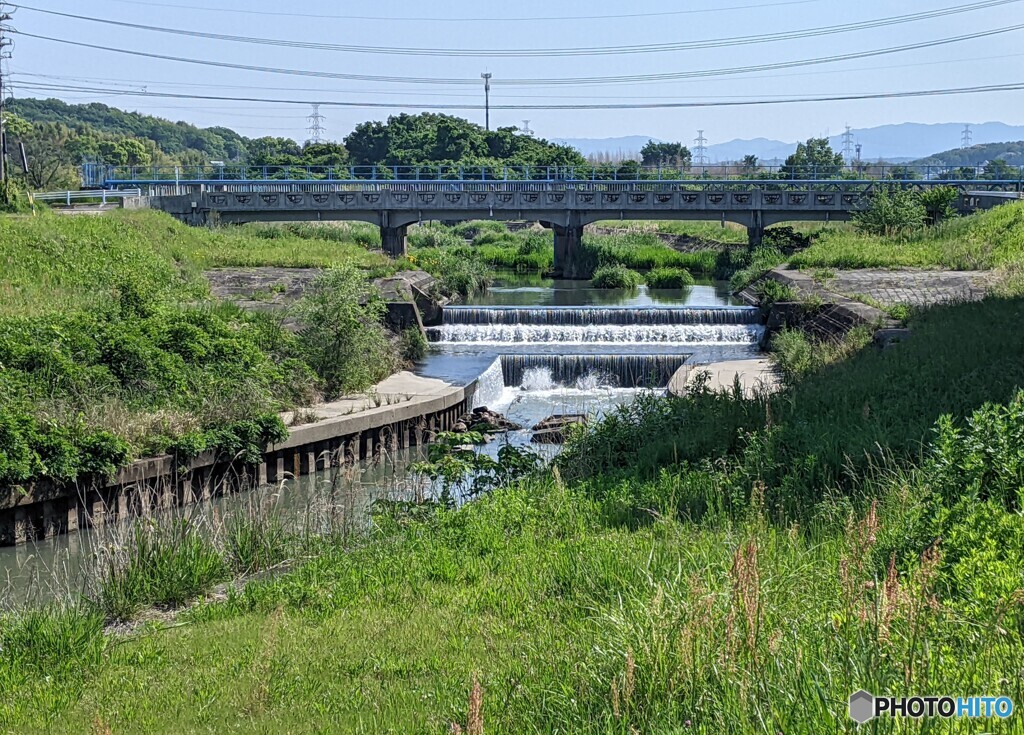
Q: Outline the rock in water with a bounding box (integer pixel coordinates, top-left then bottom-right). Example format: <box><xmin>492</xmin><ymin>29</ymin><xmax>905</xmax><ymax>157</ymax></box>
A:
<box><xmin>530</xmin><ymin>414</ymin><xmax>588</xmax><ymax>444</ymax></box>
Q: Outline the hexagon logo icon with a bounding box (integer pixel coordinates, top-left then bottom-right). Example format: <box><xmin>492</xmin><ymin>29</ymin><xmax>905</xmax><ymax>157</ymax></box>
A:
<box><xmin>849</xmin><ymin>690</ymin><xmax>875</xmax><ymax>724</ymax></box>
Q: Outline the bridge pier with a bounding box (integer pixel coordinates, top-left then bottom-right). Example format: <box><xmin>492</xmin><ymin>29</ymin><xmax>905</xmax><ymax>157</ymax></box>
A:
<box><xmin>552</xmin><ymin>218</ymin><xmax>585</xmax><ymax>279</ymax></box>
<box><xmin>747</xmin><ymin>211</ymin><xmax>765</xmax><ymax>248</ymax></box>
<box><xmin>747</xmin><ymin>225</ymin><xmax>764</xmax><ymax>248</ymax></box>
<box><xmin>380</xmin><ymin>224</ymin><xmax>408</xmax><ymax>259</ymax></box>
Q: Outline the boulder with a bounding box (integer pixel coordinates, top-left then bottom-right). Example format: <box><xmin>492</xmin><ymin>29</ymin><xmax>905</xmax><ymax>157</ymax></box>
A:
<box><xmin>530</xmin><ymin>414</ymin><xmax>587</xmax><ymax>444</ymax></box>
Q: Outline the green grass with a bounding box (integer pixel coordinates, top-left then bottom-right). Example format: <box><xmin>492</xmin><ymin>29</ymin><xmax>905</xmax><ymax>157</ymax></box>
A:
<box><xmin>643</xmin><ymin>267</ymin><xmax>696</xmax><ymax>289</ymax></box>
<box><xmin>581</xmin><ymin>232</ymin><xmax>720</xmax><ymax>276</ymax></box>
<box><xmin>591</xmin><ymin>263</ymin><xmax>644</xmax><ymax>289</ymax></box>
<box><xmin>593</xmin><ymin>219</ymin><xmax>750</xmax><ymax>243</ymax></box>
<box><xmin>791</xmin><ymin>200</ymin><xmax>1024</xmax><ymax>271</ymax></box>
<box><xmin>0</xmin><ymin>210</ymin><xmax>422</xmax><ymax>488</ymax></box>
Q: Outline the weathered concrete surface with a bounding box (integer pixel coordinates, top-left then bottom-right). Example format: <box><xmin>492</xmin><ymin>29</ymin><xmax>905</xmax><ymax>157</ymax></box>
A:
<box><xmin>668</xmin><ymin>359</ymin><xmax>779</xmax><ymax>398</ymax></box>
<box><xmin>275</xmin><ymin>372</ymin><xmax>468</xmax><ymax>452</ymax></box>
<box><xmin>824</xmin><ymin>269</ymin><xmax>997</xmax><ymax>307</ymax></box>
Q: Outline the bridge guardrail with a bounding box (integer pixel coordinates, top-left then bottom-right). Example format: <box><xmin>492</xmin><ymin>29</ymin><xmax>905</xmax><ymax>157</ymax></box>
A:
<box><xmin>81</xmin><ymin>163</ymin><xmax>1024</xmax><ymax>189</ymax></box>
<box><xmin>32</xmin><ymin>189</ymin><xmax>143</xmax><ymax>205</ymax></box>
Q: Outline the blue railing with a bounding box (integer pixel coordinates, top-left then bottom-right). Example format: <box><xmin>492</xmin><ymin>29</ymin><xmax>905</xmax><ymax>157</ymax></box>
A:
<box><xmin>82</xmin><ymin>163</ymin><xmax>1024</xmax><ymax>189</ymax></box>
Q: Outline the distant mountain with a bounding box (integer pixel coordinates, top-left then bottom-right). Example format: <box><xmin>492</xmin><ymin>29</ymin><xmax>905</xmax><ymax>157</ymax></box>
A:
<box><xmin>550</xmin><ymin>136</ymin><xmax>663</xmax><ymax>158</ymax></box>
<box><xmin>827</xmin><ymin>123</ymin><xmax>1024</xmax><ymax>162</ymax></box>
<box><xmin>555</xmin><ymin>123</ymin><xmax>1024</xmax><ymax>164</ymax></box>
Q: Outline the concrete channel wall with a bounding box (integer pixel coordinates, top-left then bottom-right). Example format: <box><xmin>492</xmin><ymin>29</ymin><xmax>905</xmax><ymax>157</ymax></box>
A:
<box><xmin>0</xmin><ymin>380</ymin><xmax>477</xmax><ymax>546</ymax></box>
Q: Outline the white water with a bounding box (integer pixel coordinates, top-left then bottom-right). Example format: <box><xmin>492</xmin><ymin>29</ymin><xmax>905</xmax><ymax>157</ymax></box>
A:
<box><xmin>472</xmin><ymin>358</ymin><xmax>506</xmax><ymax>410</ymax></box>
<box><xmin>430</xmin><ymin>323</ymin><xmax>764</xmax><ymax>345</ymax></box>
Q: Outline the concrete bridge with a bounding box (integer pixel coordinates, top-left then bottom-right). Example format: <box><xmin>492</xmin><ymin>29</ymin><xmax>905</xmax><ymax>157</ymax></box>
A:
<box><xmin>141</xmin><ymin>178</ymin><xmax>1019</xmax><ymax>278</ymax></box>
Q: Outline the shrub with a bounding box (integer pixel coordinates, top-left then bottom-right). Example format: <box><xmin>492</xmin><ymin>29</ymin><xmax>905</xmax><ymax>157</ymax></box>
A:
<box><xmin>854</xmin><ymin>188</ymin><xmax>926</xmax><ymax>236</ymax></box>
<box><xmin>293</xmin><ymin>266</ymin><xmax>398</xmax><ymax>398</ymax></box>
<box><xmin>752</xmin><ymin>278</ymin><xmax>797</xmax><ymax>307</ymax></box>
<box><xmin>591</xmin><ymin>264</ymin><xmax>643</xmax><ymax>289</ymax></box>
<box><xmin>763</xmin><ymin>225</ymin><xmax>812</xmax><ymax>252</ymax></box>
<box><xmin>727</xmin><ymin>246</ymin><xmax>787</xmax><ymax>291</ymax></box>
<box><xmin>919</xmin><ymin>186</ymin><xmax>960</xmax><ymax>225</ymax></box>
<box><xmin>399</xmin><ymin>327</ymin><xmax>429</xmax><ymax>363</ymax></box>
<box><xmin>644</xmin><ymin>267</ymin><xmax>695</xmax><ymax>289</ymax></box>
<box><xmin>408</xmin><ymin>226</ymin><xmax>464</xmax><ymax>249</ymax></box>
<box><xmin>412</xmin><ymin>247</ymin><xmax>492</xmax><ymax>300</ymax></box>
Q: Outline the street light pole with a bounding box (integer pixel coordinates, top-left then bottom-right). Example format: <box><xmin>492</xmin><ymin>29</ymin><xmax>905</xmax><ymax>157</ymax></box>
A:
<box><xmin>481</xmin><ymin>73</ymin><xmax>492</xmax><ymax>131</ymax></box>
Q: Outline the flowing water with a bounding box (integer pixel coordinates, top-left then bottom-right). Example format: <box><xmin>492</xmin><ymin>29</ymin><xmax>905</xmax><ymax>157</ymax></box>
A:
<box><xmin>0</xmin><ymin>276</ymin><xmax>765</xmax><ymax>603</ymax></box>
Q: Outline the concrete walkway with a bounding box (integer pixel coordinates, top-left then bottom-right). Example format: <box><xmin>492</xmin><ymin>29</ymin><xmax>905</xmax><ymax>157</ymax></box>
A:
<box><xmin>282</xmin><ymin>372</ymin><xmax>460</xmax><ymax>424</ymax></box>
<box><xmin>668</xmin><ymin>358</ymin><xmax>780</xmax><ymax>398</ymax></box>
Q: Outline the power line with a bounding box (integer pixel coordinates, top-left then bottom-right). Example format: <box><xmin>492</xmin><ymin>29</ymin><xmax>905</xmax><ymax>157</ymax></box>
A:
<box><xmin>13</xmin><ymin>24</ymin><xmax>1024</xmax><ymax>87</ymax></box>
<box><xmin>17</xmin><ymin>79</ymin><xmax>1024</xmax><ymax>111</ymax></box>
<box><xmin>15</xmin><ymin>1</ymin><xmax>1021</xmax><ymax>58</ymax></box>
<box><xmin>15</xmin><ymin>47</ymin><xmax>1024</xmax><ymax>99</ymax></box>
<box><xmin>93</xmin><ymin>0</ymin><xmax>831</xmax><ymax>23</ymax></box>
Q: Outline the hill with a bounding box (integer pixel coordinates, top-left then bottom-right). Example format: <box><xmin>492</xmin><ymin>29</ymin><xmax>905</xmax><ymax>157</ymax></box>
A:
<box><xmin>910</xmin><ymin>140</ymin><xmax>1024</xmax><ymax>168</ymax></box>
<box><xmin>8</xmin><ymin>98</ymin><xmax>251</xmax><ymax>161</ymax></box>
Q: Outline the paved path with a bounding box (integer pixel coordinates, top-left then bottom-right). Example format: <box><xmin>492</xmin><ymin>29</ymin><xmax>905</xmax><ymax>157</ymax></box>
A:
<box><xmin>282</xmin><ymin>372</ymin><xmax>459</xmax><ymax>425</ymax></box>
<box><xmin>826</xmin><ymin>269</ymin><xmax>997</xmax><ymax>307</ymax></box>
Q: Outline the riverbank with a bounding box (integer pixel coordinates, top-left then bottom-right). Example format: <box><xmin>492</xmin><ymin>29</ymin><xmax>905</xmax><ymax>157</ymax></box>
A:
<box><xmin>2</xmin><ymin>293</ymin><xmax>1022</xmax><ymax>733</ymax></box>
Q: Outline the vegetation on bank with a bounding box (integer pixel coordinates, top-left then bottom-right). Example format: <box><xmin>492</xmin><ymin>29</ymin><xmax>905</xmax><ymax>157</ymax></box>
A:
<box><xmin>1</xmin><ymin>294</ymin><xmax>1022</xmax><ymax>732</ymax></box>
<box><xmin>791</xmin><ymin>199</ymin><xmax>1024</xmax><ymax>271</ymax></box>
<box><xmin>0</xmin><ymin>209</ymin><xmax>490</xmax><ymax>489</ymax></box>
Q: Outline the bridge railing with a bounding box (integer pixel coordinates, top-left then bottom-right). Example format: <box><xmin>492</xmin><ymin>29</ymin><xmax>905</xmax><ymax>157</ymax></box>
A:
<box><xmin>82</xmin><ymin>163</ymin><xmax>1024</xmax><ymax>189</ymax></box>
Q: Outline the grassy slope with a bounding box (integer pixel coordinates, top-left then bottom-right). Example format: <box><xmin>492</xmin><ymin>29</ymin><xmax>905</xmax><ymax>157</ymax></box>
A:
<box><xmin>5</xmin><ymin>295</ymin><xmax>1024</xmax><ymax>733</ymax></box>
<box><xmin>0</xmin><ymin>211</ymin><xmax>408</xmax><ymax>486</ymax></box>
<box><xmin>791</xmin><ymin>200</ymin><xmax>1024</xmax><ymax>270</ymax></box>
<box><xmin>0</xmin><ymin>212</ymin><xmax>398</xmax><ymax>317</ymax></box>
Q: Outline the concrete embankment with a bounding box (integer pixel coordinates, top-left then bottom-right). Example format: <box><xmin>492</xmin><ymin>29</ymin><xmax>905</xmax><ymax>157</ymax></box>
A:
<box><xmin>668</xmin><ymin>358</ymin><xmax>779</xmax><ymax>398</ymax></box>
<box><xmin>0</xmin><ymin>373</ymin><xmax>475</xmax><ymax>546</ymax></box>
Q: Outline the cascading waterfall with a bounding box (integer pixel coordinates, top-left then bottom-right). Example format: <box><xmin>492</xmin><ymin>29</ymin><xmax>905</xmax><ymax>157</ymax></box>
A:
<box><xmin>472</xmin><ymin>358</ymin><xmax>506</xmax><ymax>409</ymax></box>
<box><xmin>500</xmin><ymin>354</ymin><xmax>688</xmax><ymax>389</ymax></box>
<box><xmin>443</xmin><ymin>306</ymin><xmax>762</xmax><ymax>325</ymax></box>
<box><xmin>431</xmin><ymin>306</ymin><xmax>764</xmax><ymax>346</ymax></box>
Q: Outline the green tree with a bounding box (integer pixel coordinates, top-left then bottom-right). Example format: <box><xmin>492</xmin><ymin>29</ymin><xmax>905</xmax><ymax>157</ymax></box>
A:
<box><xmin>886</xmin><ymin>165</ymin><xmax>920</xmax><ymax>180</ymax></box>
<box><xmin>780</xmin><ymin>137</ymin><xmax>845</xmax><ymax>179</ymax></box>
<box><xmin>982</xmin><ymin>159</ymin><xmax>1019</xmax><ymax>180</ymax></box>
<box><xmin>919</xmin><ymin>186</ymin><xmax>959</xmax><ymax>225</ymax></box>
<box><xmin>247</xmin><ymin>137</ymin><xmax>303</xmax><ymax>167</ymax></box>
<box><xmin>6</xmin><ymin>121</ymin><xmax>82</xmax><ymax>190</ymax></box>
<box><xmin>741</xmin><ymin>154</ymin><xmax>759</xmax><ymax>175</ymax></box>
<box><xmin>853</xmin><ymin>188</ymin><xmax>926</xmax><ymax>237</ymax></box>
<box><xmin>640</xmin><ymin>141</ymin><xmax>692</xmax><ymax>169</ymax></box>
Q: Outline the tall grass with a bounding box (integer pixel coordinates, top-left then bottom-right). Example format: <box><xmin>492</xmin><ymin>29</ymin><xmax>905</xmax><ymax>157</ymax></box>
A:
<box><xmin>791</xmin><ymin>200</ymin><xmax>1024</xmax><ymax>270</ymax></box>
<box><xmin>581</xmin><ymin>232</ymin><xmax>719</xmax><ymax>276</ymax></box>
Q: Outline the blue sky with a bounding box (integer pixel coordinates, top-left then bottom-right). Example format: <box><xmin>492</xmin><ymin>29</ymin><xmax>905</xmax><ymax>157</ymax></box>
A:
<box><xmin>6</xmin><ymin>0</ymin><xmax>1024</xmax><ymax>146</ymax></box>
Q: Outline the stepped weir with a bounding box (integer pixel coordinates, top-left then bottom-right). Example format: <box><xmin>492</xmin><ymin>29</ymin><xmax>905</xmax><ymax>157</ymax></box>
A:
<box><xmin>429</xmin><ymin>305</ymin><xmax>765</xmax><ymax>346</ymax></box>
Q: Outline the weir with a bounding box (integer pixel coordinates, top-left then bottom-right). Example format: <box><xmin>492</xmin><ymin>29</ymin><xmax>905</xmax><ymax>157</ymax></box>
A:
<box><xmin>443</xmin><ymin>306</ymin><xmax>763</xmax><ymax>326</ymax></box>
<box><xmin>499</xmin><ymin>354</ymin><xmax>689</xmax><ymax>389</ymax></box>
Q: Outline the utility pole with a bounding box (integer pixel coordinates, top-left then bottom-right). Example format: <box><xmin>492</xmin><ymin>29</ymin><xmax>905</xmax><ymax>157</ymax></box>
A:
<box><xmin>694</xmin><ymin>130</ymin><xmax>708</xmax><ymax>166</ymax></box>
<box><xmin>0</xmin><ymin>2</ymin><xmax>13</xmax><ymax>184</ymax></box>
<box><xmin>841</xmin><ymin>124</ymin><xmax>854</xmax><ymax>163</ymax></box>
<box><xmin>306</xmin><ymin>104</ymin><xmax>326</xmax><ymax>144</ymax></box>
<box><xmin>481</xmin><ymin>73</ymin><xmax>492</xmax><ymax>131</ymax></box>
<box><xmin>961</xmin><ymin>124</ymin><xmax>973</xmax><ymax>150</ymax></box>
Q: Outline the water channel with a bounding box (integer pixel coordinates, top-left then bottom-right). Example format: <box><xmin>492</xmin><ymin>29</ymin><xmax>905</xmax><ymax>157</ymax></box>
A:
<box><xmin>0</xmin><ymin>276</ymin><xmax>765</xmax><ymax>604</ymax></box>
